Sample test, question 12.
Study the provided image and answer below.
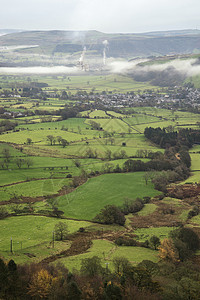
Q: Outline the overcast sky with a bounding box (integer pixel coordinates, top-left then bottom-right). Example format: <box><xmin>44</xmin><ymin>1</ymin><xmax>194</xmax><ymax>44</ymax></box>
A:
<box><xmin>1</xmin><ymin>0</ymin><xmax>200</xmax><ymax>33</ymax></box>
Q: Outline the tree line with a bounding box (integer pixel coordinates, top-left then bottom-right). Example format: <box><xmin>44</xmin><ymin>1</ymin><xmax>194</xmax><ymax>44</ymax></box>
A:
<box><xmin>144</xmin><ymin>127</ymin><xmax>200</xmax><ymax>149</ymax></box>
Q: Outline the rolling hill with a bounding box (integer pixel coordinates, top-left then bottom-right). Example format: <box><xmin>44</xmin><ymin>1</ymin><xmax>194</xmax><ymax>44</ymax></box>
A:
<box><xmin>0</xmin><ymin>29</ymin><xmax>200</xmax><ymax>58</ymax></box>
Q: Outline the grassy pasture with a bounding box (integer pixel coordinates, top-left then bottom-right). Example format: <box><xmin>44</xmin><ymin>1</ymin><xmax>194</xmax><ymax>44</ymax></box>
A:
<box><xmin>134</xmin><ymin>227</ymin><xmax>172</xmax><ymax>242</ymax></box>
<box><xmin>132</xmin><ymin>120</ymin><xmax>175</xmax><ymax>133</ymax></box>
<box><xmin>161</xmin><ymin>197</ymin><xmax>182</xmax><ymax>206</ymax></box>
<box><xmin>190</xmin><ymin>153</ymin><xmax>200</xmax><ymax>171</ymax></box>
<box><xmin>54</xmin><ymin>239</ymin><xmax>158</xmax><ymax>272</ymax></box>
<box><xmin>0</xmin><ymin>143</ymin><xmax>26</xmax><ymax>157</ymax></box>
<box><xmin>0</xmin><ymin>129</ymin><xmax>85</xmax><ymax>144</ymax></box>
<box><xmin>0</xmin><ymin>168</ymin><xmax>55</xmax><ymax>186</ymax></box>
<box><xmin>57</xmin><ymin>172</ymin><xmax>161</xmax><ymax>220</ymax></box>
<box><xmin>85</xmin><ymin>118</ymin><xmax>130</xmax><ymax>133</ymax></box>
<box><xmin>80</xmin><ymin>110</ymin><xmax>109</xmax><ymax>118</ymax></box>
<box><xmin>125</xmin><ymin>115</ymin><xmax>161</xmax><ymax>126</ymax></box>
<box><xmin>190</xmin><ymin>215</ymin><xmax>200</xmax><ymax>225</ymax></box>
<box><xmin>182</xmin><ymin>151</ymin><xmax>200</xmax><ymax>183</ymax></box>
<box><xmin>0</xmin><ymin>157</ymin><xmax>150</xmax><ymax>187</ymax></box>
<box><xmin>17</xmin><ymin>118</ymin><xmax>94</xmax><ymax>135</ymax></box>
<box><xmin>185</xmin><ymin>74</ymin><xmax>200</xmax><ymax>88</ymax></box>
<box><xmin>190</xmin><ymin>145</ymin><xmax>200</xmax><ymax>153</ymax></box>
<box><xmin>41</xmin><ymin>74</ymin><xmax>157</xmax><ymax>93</ymax></box>
<box><xmin>138</xmin><ymin>203</ymin><xmax>157</xmax><ymax>216</ymax></box>
<box><xmin>129</xmin><ymin>107</ymin><xmax>200</xmax><ymax>125</ymax></box>
<box><xmin>183</xmin><ymin>171</ymin><xmax>200</xmax><ymax>184</ymax></box>
<box><xmin>0</xmin><ymin>216</ymin><xmax>91</xmax><ymax>262</ymax></box>
<box><xmin>0</xmin><ymin>156</ymin><xmax>78</xmax><ymax>186</ymax></box>
<box><xmin>0</xmin><ymin>74</ymin><xmax>157</xmax><ymax>93</ymax></box>
<box><xmin>22</xmin><ymin>133</ymin><xmax>162</xmax><ymax>158</ymax></box>
<box><xmin>0</xmin><ymin>178</ymin><xmax>71</xmax><ymax>201</ymax></box>
<box><xmin>106</xmin><ymin>111</ymin><xmax>125</xmax><ymax>118</ymax></box>
<box><xmin>0</xmin><ymin>156</ymin><xmax>107</xmax><ymax>186</ymax></box>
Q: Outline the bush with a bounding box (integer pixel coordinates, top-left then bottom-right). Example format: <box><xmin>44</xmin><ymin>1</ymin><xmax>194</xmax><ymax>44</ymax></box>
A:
<box><xmin>0</xmin><ymin>207</ymin><xmax>9</xmax><ymax>219</ymax></box>
<box><xmin>149</xmin><ymin>235</ymin><xmax>160</xmax><ymax>250</ymax></box>
<box><xmin>121</xmin><ymin>198</ymin><xmax>144</xmax><ymax>215</ymax></box>
<box><xmin>80</xmin><ymin>256</ymin><xmax>104</xmax><ymax>277</ymax></box>
<box><xmin>187</xmin><ymin>206</ymin><xmax>199</xmax><ymax>219</ymax></box>
<box><xmin>169</xmin><ymin>227</ymin><xmax>200</xmax><ymax>261</ymax></box>
<box><xmin>171</xmin><ymin>227</ymin><xmax>200</xmax><ymax>251</ymax></box>
<box><xmin>94</xmin><ymin>205</ymin><xmax>125</xmax><ymax>226</ymax></box>
<box><xmin>115</xmin><ymin>237</ymin><xmax>137</xmax><ymax>246</ymax></box>
<box><xmin>66</xmin><ymin>174</ymin><xmax>72</xmax><ymax>178</ymax></box>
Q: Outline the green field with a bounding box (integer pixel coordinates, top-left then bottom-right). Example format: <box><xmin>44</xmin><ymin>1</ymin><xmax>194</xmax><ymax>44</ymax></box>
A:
<box><xmin>190</xmin><ymin>153</ymin><xmax>200</xmax><ymax>171</ymax></box>
<box><xmin>0</xmin><ymin>216</ymin><xmax>92</xmax><ymax>263</ymax></box>
<box><xmin>0</xmin><ymin>178</ymin><xmax>71</xmax><ymax>201</ymax></box>
<box><xmin>0</xmin><ymin>129</ymin><xmax>85</xmax><ymax>144</ymax></box>
<box><xmin>0</xmin><ymin>216</ymin><xmax>91</xmax><ymax>251</ymax></box>
<box><xmin>134</xmin><ymin>227</ymin><xmax>172</xmax><ymax>242</ymax></box>
<box><xmin>57</xmin><ymin>172</ymin><xmax>161</xmax><ymax>220</ymax></box>
<box><xmin>183</xmin><ymin>171</ymin><xmax>200</xmax><ymax>184</ymax></box>
<box><xmin>53</xmin><ymin>239</ymin><xmax>158</xmax><ymax>272</ymax></box>
<box><xmin>138</xmin><ymin>203</ymin><xmax>157</xmax><ymax>216</ymax></box>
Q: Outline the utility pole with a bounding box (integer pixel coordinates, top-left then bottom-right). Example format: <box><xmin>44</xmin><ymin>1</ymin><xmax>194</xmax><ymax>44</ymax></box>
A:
<box><xmin>52</xmin><ymin>231</ymin><xmax>54</xmax><ymax>248</ymax></box>
<box><xmin>10</xmin><ymin>237</ymin><xmax>13</xmax><ymax>253</ymax></box>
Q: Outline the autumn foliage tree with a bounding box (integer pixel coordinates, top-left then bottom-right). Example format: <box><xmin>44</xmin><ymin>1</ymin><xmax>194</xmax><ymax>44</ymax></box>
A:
<box><xmin>28</xmin><ymin>269</ymin><xmax>57</xmax><ymax>299</ymax></box>
<box><xmin>158</xmin><ymin>238</ymin><xmax>179</xmax><ymax>263</ymax></box>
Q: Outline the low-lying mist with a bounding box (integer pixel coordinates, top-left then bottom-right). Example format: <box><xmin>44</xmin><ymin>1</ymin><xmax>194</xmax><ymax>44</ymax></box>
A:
<box><xmin>108</xmin><ymin>58</ymin><xmax>200</xmax><ymax>77</ymax></box>
<box><xmin>0</xmin><ymin>65</ymin><xmax>82</xmax><ymax>75</ymax></box>
<box><xmin>0</xmin><ymin>56</ymin><xmax>200</xmax><ymax>81</ymax></box>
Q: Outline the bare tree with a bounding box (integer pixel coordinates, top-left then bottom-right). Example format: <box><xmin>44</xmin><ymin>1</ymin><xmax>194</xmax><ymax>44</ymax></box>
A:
<box><xmin>24</xmin><ymin>158</ymin><xmax>33</xmax><ymax>168</ymax></box>
<box><xmin>54</xmin><ymin>222</ymin><xmax>68</xmax><ymax>241</ymax></box>
<box><xmin>47</xmin><ymin>135</ymin><xmax>55</xmax><ymax>146</ymax></box>
<box><xmin>15</xmin><ymin>158</ymin><xmax>24</xmax><ymax>169</ymax></box>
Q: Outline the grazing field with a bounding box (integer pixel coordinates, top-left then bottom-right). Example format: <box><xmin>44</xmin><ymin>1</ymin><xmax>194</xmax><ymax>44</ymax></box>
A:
<box><xmin>57</xmin><ymin>172</ymin><xmax>161</xmax><ymax>220</ymax></box>
<box><xmin>134</xmin><ymin>227</ymin><xmax>172</xmax><ymax>242</ymax></box>
<box><xmin>80</xmin><ymin>110</ymin><xmax>109</xmax><ymax>118</ymax></box>
<box><xmin>17</xmin><ymin>118</ymin><xmax>92</xmax><ymax>133</ymax></box>
<box><xmin>0</xmin><ymin>178</ymin><xmax>71</xmax><ymax>202</ymax></box>
<box><xmin>0</xmin><ymin>216</ymin><xmax>91</xmax><ymax>263</ymax></box>
<box><xmin>190</xmin><ymin>153</ymin><xmax>200</xmax><ymax>171</ymax></box>
<box><xmin>85</xmin><ymin>118</ymin><xmax>130</xmax><ymax>133</ymax></box>
<box><xmin>138</xmin><ymin>203</ymin><xmax>157</xmax><ymax>216</ymax></box>
<box><xmin>183</xmin><ymin>171</ymin><xmax>200</xmax><ymax>184</ymax></box>
<box><xmin>53</xmin><ymin>239</ymin><xmax>158</xmax><ymax>272</ymax></box>
<box><xmin>0</xmin><ymin>130</ymin><xmax>85</xmax><ymax>144</ymax></box>
<box><xmin>190</xmin><ymin>215</ymin><xmax>200</xmax><ymax>225</ymax></box>
<box><xmin>0</xmin><ymin>216</ymin><xmax>90</xmax><ymax>251</ymax></box>
<box><xmin>190</xmin><ymin>145</ymin><xmax>200</xmax><ymax>153</ymax></box>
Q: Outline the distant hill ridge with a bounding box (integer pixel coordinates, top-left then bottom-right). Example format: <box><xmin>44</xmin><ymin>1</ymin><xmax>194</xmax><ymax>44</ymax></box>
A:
<box><xmin>0</xmin><ymin>29</ymin><xmax>200</xmax><ymax>57</ymax></box>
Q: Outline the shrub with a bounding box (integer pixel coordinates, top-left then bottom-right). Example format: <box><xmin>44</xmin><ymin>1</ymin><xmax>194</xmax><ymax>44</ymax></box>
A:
<box><xmin>94</xmin><ymin>205</ymin><xmax>125</xmax><ymax>226</ymax></box>
<box><xmin>80</xmin><ymin>256</ymin><xmax>104</xmax><ymax>277</ymax></box>
<box><xmin>66</xmin><ymin>174</ymin><xmax>72</xmax><ymax>178</ymax></box>
<box><xmin>115</xmin><ymin>237</ymin><xmax>137</xmax><ymax>246</ymax></box>
<box><xmin>170</xmin><ymin>227</ymin><xmax>200</xmax><ymax>252</ymax></box>
<box><xmin>121</xmin><ymin>198</ymin><xmax>144</xmax><ymax>215</ymax></box>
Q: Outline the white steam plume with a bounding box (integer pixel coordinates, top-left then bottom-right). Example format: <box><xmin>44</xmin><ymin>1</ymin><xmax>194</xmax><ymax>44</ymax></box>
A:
<box><xmin>79</xmin><ymin>46</ymin><xmax>86</xmax><ymax>64</ymax></box>
<box><xmin>103</xmin><ymin>40</ymin><xmax>108</xmax><ymax>65</ymax></box>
